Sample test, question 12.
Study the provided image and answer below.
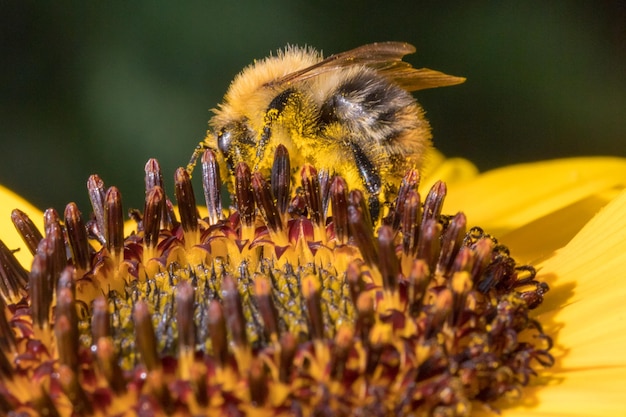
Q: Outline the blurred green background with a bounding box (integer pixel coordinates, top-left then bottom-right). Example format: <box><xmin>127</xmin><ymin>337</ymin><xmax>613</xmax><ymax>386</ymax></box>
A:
<box><xmin>2</xmin><ymin>1</ymin><xmax>625</xmax><ymax>214</ymax></box>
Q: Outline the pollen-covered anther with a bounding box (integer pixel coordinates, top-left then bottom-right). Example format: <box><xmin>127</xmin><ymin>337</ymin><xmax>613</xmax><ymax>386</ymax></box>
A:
<box><xmin>251</xmin><ymin>171</ymin><xmax>287</xmax><ymax>245</ymax></box>
<box><xmin>235</xmin><ymin>162</ymin><xmax>256</xmax><ymax>241</ymax></box>
<box><xmin>142</xmin><ymin>185</ymin><xmax>164</xmax><ymax>259</ymax></box>
<box><xmin>87</xmin><ymin>174</ymin><xmax>106</xmax><ymax>244</ymax></box>
<box><xmin>174</xmin><ymin>167</ymin><xmax>201</xmax><ymax>248</ymax></box>
<box><xmin>201</xmin><ymin>149</ymin><xmax>223</xmax><ymax>226</ymax></box>
<box><xmin>301</xmin><ymin>163</ymin><xmax>326</xmax><ymax>241</ymax></box>
<box><xmin>329</xmin><ymin>176</ymin><xmax>350</xmax><ymax>245</ymax></box>
<box><xmin>271</xmin><ymin>144</ymin><xmax>291</xmax><ymax>219</ymax></box>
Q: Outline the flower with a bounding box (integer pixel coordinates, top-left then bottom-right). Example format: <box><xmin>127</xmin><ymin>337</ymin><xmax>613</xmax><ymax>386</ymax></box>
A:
<box><xmin>1</xmin><ymin>148</ymin><xmax>625</xmax><ymax>416</ymax></box>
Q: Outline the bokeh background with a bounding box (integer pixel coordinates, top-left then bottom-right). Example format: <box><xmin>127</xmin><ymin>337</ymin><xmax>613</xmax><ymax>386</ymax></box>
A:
<box><xmin>2</xmin><ymin>1</ymin><xmax>625</xmax><ymax>214</ymax></box>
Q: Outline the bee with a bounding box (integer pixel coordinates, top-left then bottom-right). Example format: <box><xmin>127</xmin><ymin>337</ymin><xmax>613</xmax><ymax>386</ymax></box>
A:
<box><xmin>193</xmin><ymin>42</ymin><xmax>464</xmax><ymax>218</ymax></box>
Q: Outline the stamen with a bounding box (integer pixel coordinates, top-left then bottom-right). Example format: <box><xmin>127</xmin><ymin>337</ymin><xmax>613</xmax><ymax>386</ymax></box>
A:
<box><xmin>254</xmin><ymin>274</ymin><xmax>279</xmax><ymax>342</ymax></box>
<box><xmin>248</xmin><ymin>357</ymin><xmax>268</xmax><ymax>407</ymax></box>
<box><xmin>0</xmin><ymin>239</ymin><xmax>28</xmax><ymax>304</ymax></box>
<box><xmin>271</xmin><ymin>144</ymin><xmax>291</xmax><ymax>219</ymax></box>
<box><xmin>348</xmin><ymin>201</ymin><xmax>377</xmax><ymax>269</ymax></box>
<box><xmin>175</xmin><ymin>280</ymin><xmax>196</xmax><ymax>356</ymax></box>
<box><xmin>201</xmin><ymin>149</ymin><xmax>223</xmax><ymax>226</ymax></box>
<box><xmin>422</xmin><ymin>180</ymin><xmax>447</xmax><ymax>225</ymax></box>
<box><xmin>301</xmin><ymin>164</ymin><xmax>325</xmax><ymax>241</ymax></box>
<box><xmin>400</xmin><ymin>189</ymin><xmax>421</xmax><ymax>256</ymax></box>
<box><xmin>388</xmin><ymin>168</ymin><xmax>420</xmax><ymax>232</ymax></box>
<box><xmin>207</xmin><ymin>300</ymin><xmax>229</xmax><ymax>366</ymax></box>
<box><xmin>104</xmin><ymin>186</ymin><xmax>124</xmax><ymax>264</ymax></box>
<box><xmin>10</xmin><ymin>208</ymin><xmax>43</xmax><ymax>256</ymax></box>
<box><xmin>252</xmin><ymin>171</ymin><xmax>286</xmax><ymax>244</ymax></box>
<box><xmin>143</xmin><ymin>186</ymin><xmax>164</xmax><ymax>259</ymax></box>
<box><xmin>302</xmin><ymin>275</ymin><xmax>324</xmax><ymax>340</ymax></box>
<box><xmin>329</xmin><ymin>176</ymin><xmax>349</xmax><ymax>245</ymax></box>
<box><xmin>64</xmin><ymin>203</ymin><xmax>92</xmax><ymax>272</ymax></box>
<box><xmin>87</xmin><ymin>174</ymin><xmax>106</xmax><ymax>244</ymax></box>
<box><xmin>133</xmin><ymin>301</ymin><xmax>160</xmax><ymax>372</ymax></box>
<box><xmin>174</xmin><ymin>167</ymin><xmax>200</xmax><ymax>248</ymax></box>
<box><xmin>437</xmin><ymin>212</ymin><xmax>467</xmax><ymax>277</ymax></box>
<box><xmin>235</xmin><ymin>162</ymin><xmax>255</xmax><ymax>241</ymax></box>
<box><xmin>377</xmin><ymin>225</ymin><xmax>399</xmax><ymax>293</ymax></box>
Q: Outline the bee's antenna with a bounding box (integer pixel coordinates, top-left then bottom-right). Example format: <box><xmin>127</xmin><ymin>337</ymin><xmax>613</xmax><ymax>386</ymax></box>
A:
<box><xmin>186</xmin><ymin>142</ymin><xmax>211</xmax><ymax>177</ymax></box>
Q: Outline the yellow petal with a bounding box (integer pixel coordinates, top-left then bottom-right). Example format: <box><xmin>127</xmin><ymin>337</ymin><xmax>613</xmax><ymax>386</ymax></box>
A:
<box><xmin>443</xmin><ymin>157</ymin><xmax>626</xmax><ymax>237</ymax></box>
<box><xmin>491</xmin><ymin>187</ymin><xmax>626</xmax><ymax>416</ymax></box>
<box><xmin>0</xmin><ymin>184</ymin><xmax>43</xmax><ymax>268</ymax></box>
<box><xmin>420</xmin><ymin>148</ymin><xmax>479</xmax><ymax>191</ymax></box>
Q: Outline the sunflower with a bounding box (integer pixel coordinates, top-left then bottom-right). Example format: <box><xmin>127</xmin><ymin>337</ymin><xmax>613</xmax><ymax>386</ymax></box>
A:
<box><xmin>1</xmin><ymin>148</ymin><xmax>625</xmax><ymax>416</ymax></box>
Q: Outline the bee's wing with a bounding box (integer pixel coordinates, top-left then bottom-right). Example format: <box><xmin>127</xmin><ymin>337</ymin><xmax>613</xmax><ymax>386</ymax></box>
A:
<box><xmin>265</xmin><ymin>42</ymin><xmax>465</xmax><ymax>91</ymax></box>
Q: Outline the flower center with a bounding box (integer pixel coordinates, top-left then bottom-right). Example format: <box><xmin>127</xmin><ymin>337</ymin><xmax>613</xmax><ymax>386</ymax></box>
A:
<box><xmin>0</xmin><ymin>145</ymin><xmax>553</xmax><ymax>416</ymax></box>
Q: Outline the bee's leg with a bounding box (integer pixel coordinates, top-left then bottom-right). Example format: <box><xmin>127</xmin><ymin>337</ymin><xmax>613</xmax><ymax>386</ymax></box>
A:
<box><xmin>258</xmin><ymin>88</ymin><xmax>298</xmax><ymax>162</ymax></box>
<box><xmin>186</xmin><ymin>141</ymin><xmax>211</xmax><ymax>177</ymax></box>
<box><xmin>348</xmin><ymin>141</ymin><xmax>382</xmax><ymax>220</ymax></box>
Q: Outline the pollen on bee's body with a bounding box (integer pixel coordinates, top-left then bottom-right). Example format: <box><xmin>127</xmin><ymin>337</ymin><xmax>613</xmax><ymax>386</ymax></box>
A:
<box><xmin>0</xmin><ymin>145</ymin><xmax>553</xmax><ymax>416</ymax></box>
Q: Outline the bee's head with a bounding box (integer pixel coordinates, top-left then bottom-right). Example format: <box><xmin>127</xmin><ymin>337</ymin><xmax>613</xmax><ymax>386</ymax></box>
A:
<box><xmin>214</xmin><ymin>119</ymin><xmax>257</xmax><ymax>171</ymax></box>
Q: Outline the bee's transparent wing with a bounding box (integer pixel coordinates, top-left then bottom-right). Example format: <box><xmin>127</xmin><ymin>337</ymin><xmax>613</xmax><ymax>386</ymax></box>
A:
<box><xmin>265</xmin><ymin>42</ymin><xmax>465</xmax><ymax>91</ymax></box>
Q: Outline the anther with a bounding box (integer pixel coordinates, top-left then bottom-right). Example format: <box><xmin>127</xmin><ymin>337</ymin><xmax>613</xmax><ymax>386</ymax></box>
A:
<box><xmin>143</xmin><ymin>186</ymin><xmax>164</xmax><ymax>256</ymax></box>
<box><xmin>64</xmin><ymin>203</ymin><xmax>91</xmax><ymax>271</ymax></box>
<box><xmin>248</xmin><ymin>357</ymin><xmax>268</xmax><ymax>407</ymax></box>
<box><xmin>176</xmin><ymin>280</ymin><xmax>196</xmax><ymax>353</ymax></box>
<box><xmin>252</xmin><ymin>172</ymin><xmax>284</xmax><ymax>237</ymax></box>
<box><xmin>329</xmin><ymin>176</ymin><xmax>349</xmax><ymax>245</ymax></box>
<box><xmin>377</xmin><ymin>225</ymin><xmax>399</xmax><ymax>293</ymax></box>
<box><xmin>104</xmin><ymin>186</ymin><xmax>124</xmax><ymax>262</ymax></box>
<box><xmin>255</xmin><ymin>274</ymin><xmax>279</xmax><ymax>342</ymax></box>
<box><xmin>201</xmin><ymin>149</ymin><xmax>223</xmax><ymax>226</ymax></box>
<box><xmin>437</xmin><ymin>212</ymin><xmax>467</xmax><ymax>277</ymax></box>
<box><xmin>174</xmin><ymin>167</ymin><xmax>200</xmax><ymax>246</ymax></box>
<box><xmin>87</xmin><ymin>174</ymin><xmax>106</xmax><ymax>243</ymax></box>
<box><xmin>422</xmin><ymin>180</ymin><xmax>447</xmax><ymax>226</ymax></box>
<box><xmin>301</xmin><ymin>164</ymin><xmax>324</xmax><ymax>233</ymax></box>
<box><xmin>222</xmin><ymin>274</ymin><xmax>248</xmax><ymax>349</ymax></box>
<box><xmin>235</xmin><ymin>162</ymin><xmax>256</xmax><ymax>241</ymax></box>
<box><xmin>133</xmin><ymin>301</ymin><xmax>160</xmax><ymax>372</ymax></box>
<box><xmin>0</xmin><ymin>239</ymin><xmax>28</xmax><ymax>304</ymax></box>
<box><xmin>10</xmin><ymin>208</ymin><xmax>43</xmax><ymax>255</ymax></box>
<box><xmin>279</xmin><ymin>332</ymin><xmax>297</xmax><ymax>383</ymax></box>
<box><xmin>347</xmin><ymin>203</ymin><xmax>378</xmax><ymax>268</ymax></box>
<box><xmin>207</xmin><ymin>300</ymin><xmax>229</xmax><ymax>366</ymax></box>
<box><xmin>302</xmin><ymin>275</ymin><xmax>324</xmax><ymax>340</ymax></box>
<box><xmin>401</xmin><ymin>189</ymin><xmax>421</xmax><ymax>256</ymax></box>
<box><xmin>271</xmin><ymin>144</ymin><xmax>291</xmax><ymax>218</ymax></box>
<box><xmin>416</xmin><ymin>218</ymin><xmax>441</xmax><ymax>273</ymax></box>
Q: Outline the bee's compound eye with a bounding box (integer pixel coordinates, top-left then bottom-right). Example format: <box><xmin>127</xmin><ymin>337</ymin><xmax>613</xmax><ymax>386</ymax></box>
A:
<box><xmin>217</xmin><ymin>127</ymin><xmax>232</xmax><ymax>156</ymax></box>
